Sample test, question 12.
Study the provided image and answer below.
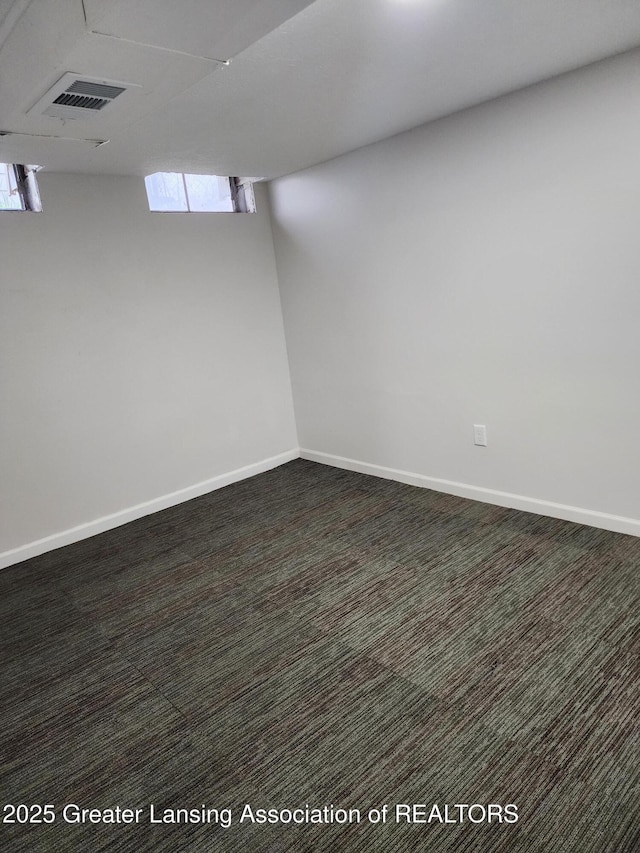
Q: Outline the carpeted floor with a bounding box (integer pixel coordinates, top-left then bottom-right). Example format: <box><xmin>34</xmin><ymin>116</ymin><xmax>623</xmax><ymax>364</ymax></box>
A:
<box><xmin>1</xmin><ymin>459</ymin><xmax>638</xmax><ymax>852</ymax></box>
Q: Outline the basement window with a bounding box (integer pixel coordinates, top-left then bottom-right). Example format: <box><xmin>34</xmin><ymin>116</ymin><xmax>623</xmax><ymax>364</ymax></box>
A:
<box><xmin>0</xmin><ymin>164</ymin><xmax>42</xmax><ymax>212</ymax></box>
<box><xmin>144</xmin><ymin>173</ymin><xmax>255</xmax><ymax>213</ymax></box>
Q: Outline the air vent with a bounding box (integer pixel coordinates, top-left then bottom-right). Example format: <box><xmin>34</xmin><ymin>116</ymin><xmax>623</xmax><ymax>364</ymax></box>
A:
<box><xmin>52</xmin><ymin>94</ymin><xmax>109</xmax><ymax>111</ymax></box>
<box><xmin>43</xmin><ymin>77</ymin><xmax>125</xmax><ymax>119</ymax></box>
<box><xmin>28</xmin><ymin>74</ymin><xmax>138</xmax><ymax>121</ymax></box>
<box><xmin>66</xmin><ymin>80</ymin><xmax>126</xmax><ymax>99</ymax></box>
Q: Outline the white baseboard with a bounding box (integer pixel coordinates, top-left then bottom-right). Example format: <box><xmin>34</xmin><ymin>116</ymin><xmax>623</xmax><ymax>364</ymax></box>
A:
<box><xmin>5</xmin><ymin>445</ymin><xmax>638</xmax><ymax>571</ymax></box>
<box><xmin>0</xmin><ymin>449</ymin><xmax>299</xmax><ymax>571</ymax></box>
<box><xmin>300</xmin><ymin>448</ymin><xmax>640</xmax><ymax>538</ymax></box>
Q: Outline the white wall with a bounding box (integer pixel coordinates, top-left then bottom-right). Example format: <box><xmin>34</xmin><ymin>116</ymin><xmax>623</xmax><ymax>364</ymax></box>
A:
<box><xmin>270</xmin><ymin>49</ymin><xmax>640</xmax><ymax>531</ymax></box>
<box><xmin>0</xmin><ymin>173</ymin><xmax>297</xmax><ymax>561</ymax></box>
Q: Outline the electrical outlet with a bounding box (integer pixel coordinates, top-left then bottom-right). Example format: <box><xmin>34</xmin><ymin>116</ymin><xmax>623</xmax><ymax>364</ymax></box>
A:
<box><xmin>473</xmin><ymin>424</ymin><xmax>487</xmax><ymax>446</ymax></box>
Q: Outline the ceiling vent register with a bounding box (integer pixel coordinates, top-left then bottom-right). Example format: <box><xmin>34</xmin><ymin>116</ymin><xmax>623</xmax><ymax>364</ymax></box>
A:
<box><xmin>29</xmin><ymin>74</ymin><xmax>137</xmax><ymax>120</ymax></box>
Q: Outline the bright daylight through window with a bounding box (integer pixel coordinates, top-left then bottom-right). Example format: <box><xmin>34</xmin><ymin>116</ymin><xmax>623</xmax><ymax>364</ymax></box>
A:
<box><xmin>0</xmin><ymin>164</ymin><xmax>42</xmax><ymax>211</ymax></box>
<box><xmin>144</xmin><ymin>173</ymin><xmax>255</xmax><ymax>213</ymax></box>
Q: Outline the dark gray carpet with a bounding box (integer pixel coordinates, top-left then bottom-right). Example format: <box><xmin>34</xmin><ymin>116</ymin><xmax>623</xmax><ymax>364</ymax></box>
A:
<box><xmin>1</xmin><ymin>459</ymin><xmax>638</xmax><ymax>852</ymax></box>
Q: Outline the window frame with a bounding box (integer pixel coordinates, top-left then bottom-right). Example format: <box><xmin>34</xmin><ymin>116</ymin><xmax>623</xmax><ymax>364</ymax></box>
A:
<box><xmin>0</xmin><ymin>164</ymin><xmax>42</xmax><ymax>212</ymax></box>
<box><xmin>144</xmin><ymin>172</ymin><xmax>255</xmax><ymax>214</ymax></box>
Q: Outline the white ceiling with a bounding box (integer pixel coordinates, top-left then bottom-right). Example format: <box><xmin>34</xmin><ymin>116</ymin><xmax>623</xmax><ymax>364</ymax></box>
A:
<box><xmin>2</xmin><ymin>0</ymin><xmax>640</xmax><ymax>179</ymax></box>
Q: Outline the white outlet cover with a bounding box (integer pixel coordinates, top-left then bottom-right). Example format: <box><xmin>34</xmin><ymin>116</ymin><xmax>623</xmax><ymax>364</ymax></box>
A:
<box><xmin>473</xmin><ymin>424</ymin><xmax>487</xmax><ymax>446</ymax></box>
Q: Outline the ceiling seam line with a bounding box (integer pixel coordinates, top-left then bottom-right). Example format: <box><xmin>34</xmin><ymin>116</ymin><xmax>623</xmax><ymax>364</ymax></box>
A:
<box><xmin>87</xmin><ymin>30</ymin><xmax>229</xmax><ymax>64</ymax></box>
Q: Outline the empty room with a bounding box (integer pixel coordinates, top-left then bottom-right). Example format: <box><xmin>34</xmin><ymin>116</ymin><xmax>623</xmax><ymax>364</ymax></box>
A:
<box><xmin>1</xmin><ymin>1</ymin><xmax>638</xmax><ymax>851</ymax></box>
